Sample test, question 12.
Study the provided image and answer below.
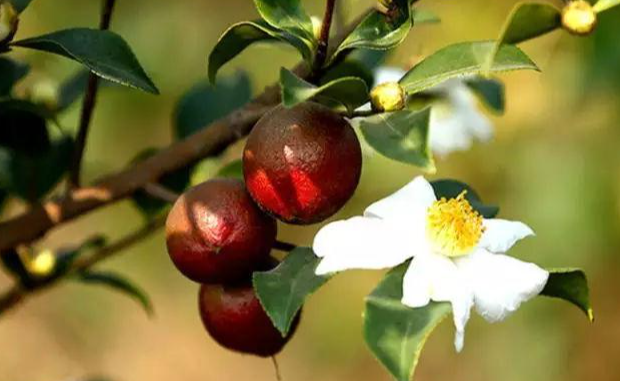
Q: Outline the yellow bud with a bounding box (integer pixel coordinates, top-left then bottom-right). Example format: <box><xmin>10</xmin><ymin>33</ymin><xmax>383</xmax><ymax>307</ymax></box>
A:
<box><xmin>562</xmin><ymin>0</ymin><xmax>597</xmax><ymax>36</ymax></box>
<box><xmin>311</xmin><ymin>16</ymin><xmax>322</xmax><ymax>40</ymax></box>
<box><xmin>27</xmin><ymin>249</ymin><xmax>57</xmax><ymax>278</ymax></box>
<box><xmin>370</xmin><ymin>82</ymin><xmax>406</xmax><ymax>112</ymax></box>
<box><xmin>28</xmin><ymin>79</ymin><xmax>60</xmax><ymax>111</ymax></box>
<box><xmin>0</xmin><ymin>1</ymin><xmax>18</xmax><ymax>44</ymax></box>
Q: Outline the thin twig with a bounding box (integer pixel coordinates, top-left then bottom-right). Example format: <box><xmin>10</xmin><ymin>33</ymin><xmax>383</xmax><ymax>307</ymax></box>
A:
<box><xmin>68</xmin><ymin>0</ymin><xmax>117</xmax><ymax>188</ymax></box>
<box><xmin>271</xmin><ymin>356</ymin><xmax>282</xmax><ymax>381</ymax></box>
<box><xmin>142</xmin><ymin>183</ymin><xmax>180</xmax><ymax>204</ymax></box>
<box><xmin>312</xmin><ymin>0</ymin><xmax>337</xmax><ymax>75</ymax></box>
<box><xmin>0</xmin><ymin>215</ymin><xmax>165</xmax><ymax>316</ymax></box>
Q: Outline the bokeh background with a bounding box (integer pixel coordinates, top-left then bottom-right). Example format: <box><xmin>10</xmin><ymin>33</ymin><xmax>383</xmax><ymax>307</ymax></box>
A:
<box><xmin>1</xmin><ymin>0</ymin><xmax>619</xmax><ymax>380</ymax></box>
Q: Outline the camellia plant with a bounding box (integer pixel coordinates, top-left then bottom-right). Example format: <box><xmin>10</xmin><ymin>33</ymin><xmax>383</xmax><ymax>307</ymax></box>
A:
<box><xmin>1</xmin><ymin>0</ymin><xmax>616</xmax><ymax>379</ymax></box>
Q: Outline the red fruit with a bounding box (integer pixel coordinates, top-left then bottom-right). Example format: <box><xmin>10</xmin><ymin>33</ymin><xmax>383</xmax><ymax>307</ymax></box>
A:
<box><xmin>165</xmin><ymin>178</ymin><xmax>277</xmax><ymax>284</ymax></box>
<box><xmin>198</xmin><ymin>282</ymin><xmax>300</xmax><ymax>357</ymax></box>
<box><xmin>243</xmin><ymin>102</ymin><xmax>362</xmax><ymax>224</ymax></box>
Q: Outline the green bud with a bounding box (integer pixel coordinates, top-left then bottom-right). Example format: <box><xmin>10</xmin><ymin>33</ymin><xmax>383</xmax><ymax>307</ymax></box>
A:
<box><xmin>0</xmin><ymin>1</ymin><xmax>19</xmax><ymax>45</ymax></box>
<box><xmin>370</xmin><ymin>82</ymin><xmax>406</xmax><ymax>112</ymax></box>
<box><xmin>562</xmin><ymin>0</ymin><xmax>597</xmax><ymax>36</ymax></box>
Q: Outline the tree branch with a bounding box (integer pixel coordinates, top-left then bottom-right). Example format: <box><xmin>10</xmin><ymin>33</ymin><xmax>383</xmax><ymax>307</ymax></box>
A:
<box><xmin>142</xmin><ymin>183</ymin><xmax>180</xmax><ymax>204</ymax></box>
<box><xmin>0</xmin><ymin>7</ymin><xmax>371</xmax><ymax>256</ymax></box>
<box><xmin>69</xmin><ymin>0</ymin><xmax>118</xmax><ymax>188</ymax></box>
<box><xmin>312</xmin><ymin>0</ymin><xmax>337</xmax><ymax>75</ymax></box>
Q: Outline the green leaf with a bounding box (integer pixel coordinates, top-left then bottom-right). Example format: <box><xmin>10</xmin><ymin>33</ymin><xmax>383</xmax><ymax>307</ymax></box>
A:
<box><xmin>12</xmin><ymin>28</ymin><xmax>159</xmax><ymax>94</ymax></box>
<box><xmin>216</xmin><ymin>159</ymin><xmax>244</xmax><ymax>180</ymax></box>
<box><xmin>253</xmin><ymin>0</ymin><xmax>316</xmax><ymax>47</ymax></box>
<box><xmin>364</xmin><ymin>264</ymin><xmax>451</xmax><ymax>381</ymax></box>
<box><xmin>253</xmin><ymin>247</ymin><xmax>330</xmax><ymax>336</ymax></box>
<box><xmin>483</xmin><ymin>2</ymin><xmax>561</xmax><ymax>72</ymax></box>
<box><xmin>331</xmin><ymin>0</ymin><xmax>412</xmax><ymax>64</ymax></box>
<box><xmin>359</xmin><ymin>108</ymin><xmax>435</xmax><ymax>171</ymax></box>
<box><xmin>319</xmin><ymin>60</ymin><xmax>374</xmax><ymax>91</ymax></box>
<box><xmin>399</xmin><ymin>41</ymin><xmax>539</xmax><ymax>95</ymax></box>
<box><xmin>280</xmin><ymin>67</ymin><xmax>369</xmax><ymax>113</ymax></box>
<box><xmin>77</xmin><ymin>270</ymin><xmax>154</xmax><ymax>317</ymax></box>
<box><xmin>0</xmin><ymin>57</ymin><xmax>29</xmax><ymax>96</ymax></box>
<box><xmin>430</xmin><ymin>179</ymin><xmax>499</xmax><ymax>218</ymax></box>
<box><xmin>464</xmin><ymin>77</ymin><xmax>505</xmax><ymax>114</ymax></box>
<box><xmin>8</xmin><ymin>0</ymin><xmax>34</xmax><ymax>13</ymax></box>
<box><xmin>0</xmin><ymin>135</ymin><xmax>73</xmax><ymax>201</ymax></box>
<box><xmin>57</xmin><ymin>70</ymin><xmax>117</xmax><ymax>112</ymax></box>
<box><xmin>541</xmin><ymin>268</ymin><xmax>593</xmax><ymax>321</ymax></box>
<box><xmin>0</xmin><ymin>100</ymin><xmax>50</xmax><ymax>155</ymax></box>
<box><xmin>593</xmin><ymin>0</ymin><xmax>620</xmax><ymax>13</ymax></box>
<box><xmin>412</xmin><ymin>8</ymin><xmax>441</xmax><ymax>24</ymax></box>
<box><xmin>208</xmin><ymin>20</ymin><xmax>310</xmax><ymax>84</ymax></box>
<box><xmin>175</xmin><ymin>72</ymin><xmax>252</xmax><ymax>139</ymax></box>
<box><xmin>130</xmin><ymin>148</ymin><xmax>191</xmax><ymax>218</ymax></box>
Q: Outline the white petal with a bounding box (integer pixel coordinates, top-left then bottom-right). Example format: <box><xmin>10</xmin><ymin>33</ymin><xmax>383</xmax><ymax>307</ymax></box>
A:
<box><xmin>456</xmin><ymin>250</ymin><xmax>549</xmax><ymax>323</ymax></box>
<box><xmin>313</xmin><ymin>217</ymin><xmax>413</xmax><ymax>275</ymax></box>
<box><xmin>401</xmin><ymin>253</ymin><xmax>474</xmax><ymax>352</ymax></box>
<box><xmin>364</xmin><ymin>176</ymin><xmax>436</xmax><ymax>223</ymax></box>
<box><xmin>479</xmin><ymin>219</ymin><xmax>534</xmax><ymax>253</ymax></box>
<box><xmin>374</xmin><ymin>67</ymin><xmax>407</xmax><ymax>86</ymax></box>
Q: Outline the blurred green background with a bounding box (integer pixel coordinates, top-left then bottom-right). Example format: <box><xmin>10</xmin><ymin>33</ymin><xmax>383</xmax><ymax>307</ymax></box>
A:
<box><xmin>1</xmin><ymin>0</ymin><xmax>619</xmax><ymax>380</ymax></box>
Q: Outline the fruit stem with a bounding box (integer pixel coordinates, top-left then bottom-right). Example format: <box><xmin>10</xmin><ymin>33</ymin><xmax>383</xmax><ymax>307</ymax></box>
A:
<box><xmin>312</xmin><ymin>0</ymin><xmax>337</xmax><ymax>76</ymax></box>
<box><xmin>68</xmin><ymin>0</ymin><xmax>117</xmax><ymax>189</ymax></box>
<box><xmin>271</xmin><ymin>356</ymin><xmax>282</xmax><ymax>381</ymax></box>
<box><xmin>273</xmin><ymin>240</ymin><xmax>297</xmax><ymax>252</ymax></box>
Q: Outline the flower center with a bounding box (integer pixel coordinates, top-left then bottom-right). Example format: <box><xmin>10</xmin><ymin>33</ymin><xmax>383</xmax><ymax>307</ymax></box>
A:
<box><xmin>426</xmin><ymin>191</ymin><xmax>485</xmax><ymax>257</ymax></box>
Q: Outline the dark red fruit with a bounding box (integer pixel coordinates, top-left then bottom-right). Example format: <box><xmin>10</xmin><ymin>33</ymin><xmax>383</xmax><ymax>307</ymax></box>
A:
<box><xmin>198</xmin><ymin>282</ymin><xmax>300</xmax><ymax>357</ymax></box>
<box><xmin>243</xmin><ymin>102</ymin><xmax>362</xmax><ymax>225</ymax></box>
<box><xmin>165</xmin><ymin>178</ymin><xmax>277</xmax><ymax>284</ymax></box>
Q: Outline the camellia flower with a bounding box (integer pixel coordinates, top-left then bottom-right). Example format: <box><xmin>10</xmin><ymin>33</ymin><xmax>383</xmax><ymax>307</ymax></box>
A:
<box><xmin>313</xmin><ymin>176</ymin><xmax>549</xmax><ymax>351</ymax></box>
<box><xmin>372</xmin><ymin>67</ymin><xmax>494</xmax><ymax>157</ymax></box>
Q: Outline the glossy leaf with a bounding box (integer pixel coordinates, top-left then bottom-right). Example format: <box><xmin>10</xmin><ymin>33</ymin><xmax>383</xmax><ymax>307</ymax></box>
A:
<box><xmin>593</xmin><ymin>0</ymin><xmax>620</xmax><ymax>13</ymax></box>
<box><xmin>464</xmin><ymin>77</ymin><xmax>505</xmax><ymax>114</ymax></box>
<box><xmin>7</xmin><ymin>0</ymin><xmax>34</xmax><ymax>13</ymax></box>
<box><xmin>331</xmin><ymin>0</ymin><xmax>412</xmax><ymax>63</ymax></box>
<box><xmin>77</xmin><ymin>270</ymin><xmax>154</xmax><ymax>317</ymax></box>
<box><xmin>12</xmin><ymin>28</ymin><xmax>159</xmax><ymax>94</ymax></box>
<box><xmin>0</xmin><ymin>136</ymin><xmax>73</xmax><ymax>201</ymax></box>
<box><xmin>359</xmin><ymin>108</ymin><xmax>435</xmax><ymax>171</ymax></box>
<box><xmin>0</xmin><ymin>57</ymin><xmax>29</xmax><ymax>96</ymax></box>
<box><xmin>483</xmin><ymin>2</ymin><xmax>561</xmax><ymax>72</ymax></box>
<box><xmin>541</xmin><ymin>268</ymin><xmax>593</xmax><ymax>321</ymax></box>
<box><xmin>253</xmin><ymin>0</ymin><xmax>316</xmax><ymax>46</ymax></box>
<box><xmin>208</xmin><ymin>20</ymin><xmax>310</xmax><ymax>84</ymax></box>
<box><xmin>400</xmin><ymin>41</ymin><xmax>539</xmax><ymax>95</ymax></box>
<box><xmin>319</xmin><ymin>60</ymin><xmax>374</xmax><ymax>90</ymax></box>
<box><xmin>216</xmin><ymin>159</ymin><xmax>243</xmax><ymax>180</ymax></box>
<box><xmin>280</xmin><ymin>67</ymin><xmax>369</xmax><ymax>113</ymax></box>
<box><xmin>364</xmin><ymin>264</ymin><xmax>451</xmax><ymax>381</ymax></box>
<box><xmin>430</xmin><ymin>179</ymin><xmax>499</xmax><ymax>218</ymax></box>
<box><xmin>253</xmin><ymin>247</ymin><xmax>330</xmax><ymax>336</ymax></box>
<box><xmin>175</xmin><ymin>72</ymin><xmax>252</xmax><ymax>139</ymax></box>
<box><xmin>0</xmin><ymin>100</ymin><xmax>50</xmax><ymax>155</ymax></box>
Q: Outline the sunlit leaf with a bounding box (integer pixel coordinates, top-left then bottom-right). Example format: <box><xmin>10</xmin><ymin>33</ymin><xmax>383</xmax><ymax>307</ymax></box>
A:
<box><xmin>280</xmin><ymin>67</ymin><xmax>369</xmax><ymax>113</ymax></box>
<box><xmin>208</xmin><ymin>20</ymin><xmax>311</xmax><ymax>84</ymax></box>
<box><xmin>77</xmin><ymin>270</ymin><xmax>154</xmax><ymax>317</ymax></box>
<box><xmin>364</xmin><ymin>263</ymin><xmax>451</xmax><ymax>381</ymax></box>
<box><xmin>541</xmin><ymin>268</ymin><xmax>593</xmax><ymax>321</ymax></box>
<box><xmin>430</xmin><ymin>179</ymin><xmax>499</xmax><ymax>218</ymax></box>
<box><xmin>400</xmin><ymin>41</ymin><xmax>539</xmax><ymax>95</ymax></box>
<box><xmin>12</xmin><ymin>28</ymin><xmax>159</xmax><ymax>94</ymax></box>
<box><xmin>359</xmin><ymin>108</ymin><xmax>434</xmax><ymax>171</ymax></box>
<box><xmin>412</xmin><ymin>8</ymin><xmax>441</xmax><ymax>24</ymax></box>
<box><xmin>0</xmin><ymin>57</ymin><xmax>29</xmax><ymax>96</ymax></box>
<box><xmin>253</xmin><ymin>247</ymin><xmax>330</xmax><ymax>336</ymax></box>
<box><xmin>175</xmin><ymin>72</ymin><xmax>252</xmax><ymax>139</ymax></box>
<box><xmin>253</xmin><ymin>0</ymin><xmax>316</xmax><ymax>48</ymax></box>
<box><xmin>593</xmin><ymin>0</ymin><xmax>620</xmax><ymax>13</ymax></box>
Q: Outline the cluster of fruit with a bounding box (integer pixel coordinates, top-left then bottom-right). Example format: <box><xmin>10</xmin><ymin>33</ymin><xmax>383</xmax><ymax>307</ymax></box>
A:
<box><xmin>165</xmin><ymin>102</ymin><xmax>362</xmax><ymax>356</ymax></box>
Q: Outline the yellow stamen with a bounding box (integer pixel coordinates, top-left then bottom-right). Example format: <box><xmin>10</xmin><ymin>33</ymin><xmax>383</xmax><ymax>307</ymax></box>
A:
<box><xmin>426</xmin><ymin>191</ymin><xmax>485</xmax><ymax>257</ymax></box>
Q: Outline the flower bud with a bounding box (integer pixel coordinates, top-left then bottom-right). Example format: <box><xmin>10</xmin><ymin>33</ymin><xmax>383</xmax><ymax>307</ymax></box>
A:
<box><xmin>28</xmin><ymin>79</ymin><xmax>60</xmax><ymax>111</ymax></box>
<box><xmin>370</xmin><ymin>82</ymin><xmax>406</xmax><ymax>112</ymax></box>
<box><xmin>27</xmin><ymin>249</ymin><xmax>57</xmax><ymax>278</ymax></box>
<box><xmin>562</xmin><ymin>0</ymin><xmax>597</xmax><ymax>36</ymax></box>
<box><xmin>0</xmin><ymin>1</ymin><xmax>19</xmax><ymax>45</ymax></box>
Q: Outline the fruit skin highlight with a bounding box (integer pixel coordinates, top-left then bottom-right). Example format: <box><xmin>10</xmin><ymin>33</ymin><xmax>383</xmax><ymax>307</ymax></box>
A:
<box><xmin>243</xmin><ymin>102</ymin><xmax>362</xmax><ymax>225</ymax></box>
<box><xmin>165</xmin><ymin>178</ymin><xmax>277</xmax><ymax>284</ymax></box>
<box><xmin>198</xmin><ymin>281</ymin><xmax>300</xmax><ymax>357</ymax></box>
